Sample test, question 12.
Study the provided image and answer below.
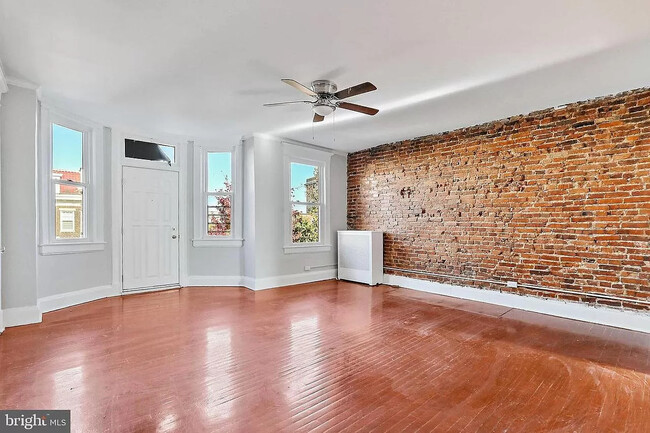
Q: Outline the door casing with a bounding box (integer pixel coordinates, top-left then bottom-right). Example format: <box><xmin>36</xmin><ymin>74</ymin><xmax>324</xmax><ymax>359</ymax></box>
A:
<box><xmin>111</xmin><ymin>132</ymin><xmax>188</xmax><ymax>295</ymax></box>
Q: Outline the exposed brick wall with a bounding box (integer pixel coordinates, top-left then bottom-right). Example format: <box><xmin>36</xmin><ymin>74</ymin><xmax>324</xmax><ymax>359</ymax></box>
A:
<box><xmin>347</xmin><ymin>88</ymin><xmax>650</xmax><ymax>310</ymax></box>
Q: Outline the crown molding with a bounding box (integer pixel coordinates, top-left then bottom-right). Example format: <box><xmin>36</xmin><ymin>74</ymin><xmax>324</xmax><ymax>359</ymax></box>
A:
<box><xmin>243</xmin><ymin>133</ymin><xmax>348</xmax><ymax>156</ymax></box>
<box><xmin>6</xmin><ymin>75</ymin><xmax>39</xmax><ymax>91</ymax></box>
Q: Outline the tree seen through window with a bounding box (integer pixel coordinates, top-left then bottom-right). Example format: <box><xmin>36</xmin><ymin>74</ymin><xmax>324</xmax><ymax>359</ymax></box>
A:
<box><xmin>291</xmin><ymin>163</ymin><xmax>320</xmax><ymax>243</ymax></box>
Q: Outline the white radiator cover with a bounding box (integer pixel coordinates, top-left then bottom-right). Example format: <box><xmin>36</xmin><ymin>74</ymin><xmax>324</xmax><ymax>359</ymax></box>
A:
<box><xmin>337</xmin><ymin>230</ymin><xmax>383</xmax><ymax>285</ymax></box>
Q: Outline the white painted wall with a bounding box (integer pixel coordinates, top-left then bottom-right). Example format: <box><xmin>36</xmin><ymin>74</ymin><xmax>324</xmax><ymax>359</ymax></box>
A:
<box><xmin>0</xmin><ymin>85</ymin><xmax>39</xmax><ymax>310</ymax></box>
<box><xmin>247</xmin><ymin>135</ymin><xmax>346</xmax><ymax>283</ymax></box>
<box><xmin>183</xmin><ymin>134</ymin><xmax>347</xmax><ymax>287</ymax></box>
<box><xmin>0</xmin><ymin>88</ymin><xmax>345</xmax><ymax>326</ymax></box>
<box><xmin>1</xmin><ymin>87</ymin><xmax>113</xmax><ymax>325</ymax></box>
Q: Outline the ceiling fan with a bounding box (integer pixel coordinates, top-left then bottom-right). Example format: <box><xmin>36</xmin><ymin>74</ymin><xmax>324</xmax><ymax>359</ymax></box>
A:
<box><xmin>264</xmin><ymin>79</ymin><xmax>379</xmax><ymax>122</ymax></box>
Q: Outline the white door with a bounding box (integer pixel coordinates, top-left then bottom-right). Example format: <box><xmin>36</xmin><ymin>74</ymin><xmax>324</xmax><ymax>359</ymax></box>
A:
<box><xmin>122</xmin><ymin>166</ymin><xmax>179</xmax><ymax>292</ymax></box>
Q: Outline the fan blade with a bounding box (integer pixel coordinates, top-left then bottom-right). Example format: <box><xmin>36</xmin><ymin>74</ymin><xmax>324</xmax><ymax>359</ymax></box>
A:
<box><xmin>334</xmin><ymin>82</ymin><xmax>377</xmax><ymax>99</ymax></box>
<box><xmin>281</xmin><ymin>79</ymin><xmax>317</xmax><ymax>97</ymax></box>
<box><xmin>263</xmin><ymin>100</ymin><xmax>312</xmax><ymax>107</ymax></box>
<box><xmin>313</xmin><ymin>113</ymin><xmax>325</xmax><ymax>122</ymax></box>
<box><xmin>338</xmin><ymin>102</ymin><xmax>379</xmax><ymax>115</ymax></box>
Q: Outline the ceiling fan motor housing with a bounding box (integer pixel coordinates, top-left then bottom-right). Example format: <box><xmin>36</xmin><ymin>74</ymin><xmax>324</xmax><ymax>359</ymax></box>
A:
<box><xmin>311</xmin><ymin>80</ymin><xmax>338</xmax><ymax>96</ymax></box>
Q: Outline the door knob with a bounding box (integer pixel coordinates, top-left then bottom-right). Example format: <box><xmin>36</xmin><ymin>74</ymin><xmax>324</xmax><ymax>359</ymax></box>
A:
<box><xmin>172</xmin><ymin>235</ymin><xmax>178</xmax><ymax>239</ymax></box>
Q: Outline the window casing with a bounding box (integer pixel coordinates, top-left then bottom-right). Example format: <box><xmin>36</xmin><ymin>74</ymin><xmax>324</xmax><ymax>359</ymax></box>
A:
<box><xmin>39</xmin><ymin>105</ymin><xmax>105</xmax><ymax>255</ymax></box>
<box><xmin>283</xmin><ymin>143</ymin><xmax>332</xmax><ymax>254</ymax></box>
<box><xmin>192</xmin><ymin>142</ymin><xmax>243</xmax><ymax>247</ymax></box>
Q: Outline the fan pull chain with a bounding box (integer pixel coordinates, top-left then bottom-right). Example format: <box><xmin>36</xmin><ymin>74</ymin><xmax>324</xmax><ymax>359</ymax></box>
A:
<box><xmin>332</xmin><ymin>109</ymin><xmax>336</xmax><ymax>143</ymax></box>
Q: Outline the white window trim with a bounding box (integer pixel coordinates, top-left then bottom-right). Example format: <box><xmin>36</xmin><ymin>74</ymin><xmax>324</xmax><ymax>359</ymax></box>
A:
<box><xmin>283</xmin><ymin>143</ymin><xmax>332</xmax><ymax>254</ymax></box>
<box><xmin>192</xmin><ymin>142</ymin><xmax>243</xmax><ymax>248</ymax></box>
<box><xmin>38</xmin><ymin>104</ymin><xmax>105</xmax><ymax>255</ymax></box>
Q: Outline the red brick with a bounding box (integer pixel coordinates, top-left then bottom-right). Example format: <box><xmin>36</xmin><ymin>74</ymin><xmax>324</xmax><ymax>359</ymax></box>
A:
<box><xmin>348</xmin><ymin>87</ymin><xmax>650</xmax><ymax>311</ymax></box>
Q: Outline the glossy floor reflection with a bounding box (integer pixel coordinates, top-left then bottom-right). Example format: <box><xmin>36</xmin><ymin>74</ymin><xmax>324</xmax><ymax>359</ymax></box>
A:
<box><xmin>1</xmin><ymin>280</ymin><xmax>649</xmax><ymax>432</ymax></box>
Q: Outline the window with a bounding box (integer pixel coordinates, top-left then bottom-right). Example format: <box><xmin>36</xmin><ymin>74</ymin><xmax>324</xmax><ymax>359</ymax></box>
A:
<box><xmin>283</xmin><ymin>143</ymin><xmax>332</xmax><ymax>254</ymax></box>
<box><xmin>39</xmin><ymin>105</ymin><xmax>105</xmax><ymax>255</ymax></box>
<box><xmin>290</xmin><ymin>162</ymin><xmax>321</xmax><ymax>243</ymax></box>
<box><xmin>52</xmin><ymin>124</ymin><xmax>86</xmax><ymax>240</ymax></box>
<box><xmin>125</xmin><ymin>139</ymin><xmax>175</xmax><ymax>165</ymax></box>
<box><xmin>207</xmin><ymin>152</ymin><xmax>232</xmax><ymax>236</ymax></box>
<box><xmin>192</xmin><ymin>143</ymin><xmax>243</xmax><ymax>247</ymax></box>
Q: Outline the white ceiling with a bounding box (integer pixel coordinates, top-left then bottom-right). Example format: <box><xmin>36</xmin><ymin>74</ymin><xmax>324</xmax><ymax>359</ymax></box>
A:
<box><xmin>1</xmin><ymin>0</ymin><xmax>650</xmax><ymax>152</ymax></box>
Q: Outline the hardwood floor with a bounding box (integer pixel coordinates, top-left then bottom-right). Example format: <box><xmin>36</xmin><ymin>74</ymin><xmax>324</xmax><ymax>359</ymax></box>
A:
<box><xmin>1</xmin><ymin>280</ymin><xmax>649</xmax><ymax>432</ymax></box>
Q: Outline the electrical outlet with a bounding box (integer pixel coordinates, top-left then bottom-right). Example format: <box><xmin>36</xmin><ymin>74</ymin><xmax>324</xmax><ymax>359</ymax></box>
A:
<box><xmin>507</xmin><ymin>281</ymin><xmax>518</xmax><ymax>288</ymax></box>
<box><xmin>304</xmin><ymin>265</ymin><xmax>311</xmax><ymax>271</ymax></box>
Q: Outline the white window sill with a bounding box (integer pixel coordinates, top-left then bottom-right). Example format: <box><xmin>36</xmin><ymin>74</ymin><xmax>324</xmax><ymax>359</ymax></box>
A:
<box><xmin>39</xmin><ymin>242</ymin><xmax>106</xmax><ymax>256</ymax></box>
<box><xmin>192</xmin><ymin>238</ymin><xmax>244</xmax><ymax>248</ymax></box>
<box><xmin>283</xmin><ymin>244</ymin><xmax>332</xmax><ymax>254</ymax></box>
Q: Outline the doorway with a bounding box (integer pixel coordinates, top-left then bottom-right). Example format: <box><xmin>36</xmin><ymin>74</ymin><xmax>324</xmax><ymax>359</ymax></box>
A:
<box><xmin>122</xmin><ymin>166</ymin><xmax>179</xmax><ymax>292</ymax></box>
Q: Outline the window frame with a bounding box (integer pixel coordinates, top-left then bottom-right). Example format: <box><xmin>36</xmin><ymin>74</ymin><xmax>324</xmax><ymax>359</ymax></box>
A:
<box><xmin>205</xmin><ymin>152</ymin><xmax>233</xmax><ymax>238</ymax></box>
<box><xmin>39</xmin><ymin>104</ymin><xmax>105</xmax><ymax>255</ymax></box>
<box><xmin>123</xmin><ymin>138</ymin><xmax>178</xmax><ymax>168</ymax></box>
<box><xmin>283</xmin><ymin>143</ymin><xmax>332</xmax><ymax>254</ymax></box>
<box><xmin>51</xmin><ymin>123</ymin><xmax>87</xmax><ymax>241</ymax></box>
<box><xmin>192</xmin><ymin>142</ymin><xmax>243</xmax><ymax>247</ymax></box>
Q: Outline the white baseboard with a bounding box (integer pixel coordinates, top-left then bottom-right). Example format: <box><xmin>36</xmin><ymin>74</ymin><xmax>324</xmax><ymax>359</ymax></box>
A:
<box><xmin>384</xmin><ymin>274</ymin><xmax>650</xmax><ymax>334</ymax></box>
<box><xmin>241</xmin><ymin>276</ymin><xmax>255</xmax><ymax>290</ymax></box>
<box><xmin>185</xmin><ymin>270</ymin><xmax>336</xmax><ymax>291</ymax></box>
<box><xmin>184</xmin><ymin>275</ymin><xmax>243</xmax><ymax>287</ymax></box>
<box><xmin>2</xmin><ymin>305</ymin><xmax>42</xmax><ymax>328</ymax></box>
<box><xmin>0</xmin><ymin>271</ymin><xmax>337</xmax><ymax>331</ymax></box>
<box><xmin>246</xmin><ymin>269</ymin><xmax>337</xmax><ymax>291</ymax></box>
<box><xmin>38</xmin><ymin>285</ymin><xmax>118</xmax><ymax>313</ymax></box>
